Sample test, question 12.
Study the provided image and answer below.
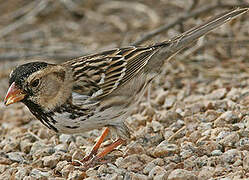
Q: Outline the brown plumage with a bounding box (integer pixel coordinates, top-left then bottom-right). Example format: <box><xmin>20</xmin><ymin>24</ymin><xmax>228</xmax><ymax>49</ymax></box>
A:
<box><xmin>4</xmin><ymin>8</ymin><xmax>248</xmax><ymax>166</ymax></box>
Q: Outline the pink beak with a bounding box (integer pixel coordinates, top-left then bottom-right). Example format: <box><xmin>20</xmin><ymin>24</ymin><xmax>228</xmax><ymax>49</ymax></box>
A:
<box><xmin>4</xmin><ymin>82</ymin><xmax>26</xmax><ymax>106</ymax></box>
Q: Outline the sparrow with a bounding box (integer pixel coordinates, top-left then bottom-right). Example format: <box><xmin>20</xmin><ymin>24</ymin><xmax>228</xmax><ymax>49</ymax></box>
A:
<box><xmin>4</xmin><ymin>8</ymin><xmax>248</xmax><ymax>166</ymax></box>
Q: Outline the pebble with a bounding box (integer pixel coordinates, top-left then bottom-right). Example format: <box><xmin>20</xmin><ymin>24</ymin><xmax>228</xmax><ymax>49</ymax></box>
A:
<box><xmin>239</xmin><ymin>137</ymin><xmax>249</xmax><ymax>148</ymax></box>
<box><xmin>243</xmin><ymin>151</ymin><xmax>249</xmax><ymax>171</ymax></box>
<box><xmin>20</xmin><ymin>140</ymin><xmax>32</xmax><ymax>154</ymax></box>
<box><xmin>55</xmin><ymin>161</ymin><xmax>68</xmax><ymax>172</ymax></box>
<box><xmin>59</xmin><ymin>134</ymin><xmax>74</xmax><ymax>144</ymax></box>
<box><xmin>129</xmin><ymin>172</ymin><xmax>148</xmax><ymax>180</ymax></box>
<box><xmin>219</xmin><ymin>132</ymin><xmax>239</xmax><ymax>147</ymax></box>
<box><xmin>68</xmin><ymin>170</ymin><xmax>84</xmax><ymax>180</ymax></box>
<box><xmin>125</xmin><ymin>141</ymin><xmax>145</xmax><ymax>155</ymax></box>
<box><xmin>151</xmin><ymin>120</ymin><xmax>164</xmax><ymax>132</ymax></box>
<box><xmin>214</xmin><ymin>111</ymin><xmax>239</xmax><ymax>127</ymax></box>
<box><xmin>155</xmin><ymin>90</ymin><xmax>168</xmax><ymax>105</ymax></box>
<box><xmin>2</xmin><ymin>138</ymin><xmax>20</xmax><ymax>153</ymax></box>
<box><xmin>115</xmin><ymin>154</ymin><xmax>144</xmax><ymax>172</ymax></box>
<box><xmin>211</xmin><ymin>150</ymin><xmax>223</xmax><ymax>156</ymax></box>
<box><xmin>163</xmin><ymin>95</ymin><xmax>176</xmax><ymax>108</ymax></box>
<box><xmin>30</xmin><ymin>141</ymin><xmax>47</xmax><ymax>154</ymax></box>
<box><xmin>168</xmin><ymin>169</ymin><xmax>197</xmax><ymax>180</ymax></box>
<box><xmin>61</xmin><ymin>164</ymin><xmax>75</xmax><ymax>178</ymax></box>
<box><xmin>198</xmin><ymin>166</ymin><xmax>215</xmax><ymax>180</ymax></box>
<box><xmin>7</xmin><ymin>152</ymin><xmax>25</xmax><ymax>163</ymax></box>
<box><xmin>148</xmin><ymin>166</ymin><xmax>167</xmax><ymax>180</ymax></box>
<box><xmin>204</xmin><ymin>110</ymin><xmax>220</xmax><ymax>122</ymax></box>
<box><xmin>143</xmin><ymin>162</ymin><xmax>156</xmax><ymax>174</ymax></box>
<box><xmin>54</xmin><ymin>143</ymin><xmax>68</xmax><ymax>152</ymax></box>
<box><xmin>30</xmin><ymin>169</ymin><xmax>50</xmax><ymax>178</ymax></box>
<box><xmin>205</xmin><ymin>88</ymin><xmax>227</xmax><ymax>100</ymax></box>
<box><xmin>0</xmin><ymin>164</ymin><xmax>8</xmax><ymax>174</ymax></box>
<box><xmin>159</xmin><ymin>111</ymin><xmax>182</xmax><ymax>124</ymax></box>
<box><xmin>42</xmin><ymin>155</ymin><xmax>60</xmax><ymax>168</ymax></box>
<box><xmin>75</xmin><ymin>136</ymin><xmax>89</xmax><ymax>147</ymax></box>
<box><xmin>222</xmin><ymin>149</ymin><xmax>240</xmax><ymax>164</ymax></box>
<box><xmin>153</xmin><ymin>140</ymin><xmax>179</xmax><ymax>157</ymax></box>
<box><xmin>132</xmin><ymin>114</ymin><xmax>148</xmax><ymax>126</ymax></box>
<box><xmin>163</xmin><ymin>130</ymin><xmax>174</xmax><ymax>141</ymax></box>
<box><xmin>14</xmin><ymin>167</ymin><xmax>30</xmax><ymax>180</ymax></box>
<box><xmin>72</xmin><ymin>149</ymin><xmax>85</xmax><ymax>161</ymax></box>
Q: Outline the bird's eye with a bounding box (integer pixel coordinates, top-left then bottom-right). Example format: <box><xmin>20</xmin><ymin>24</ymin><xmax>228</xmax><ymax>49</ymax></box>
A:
<box><xmin>31</xmin><ymin>79</ymin><xmax>40</xmax><ymax>87</ymax></box>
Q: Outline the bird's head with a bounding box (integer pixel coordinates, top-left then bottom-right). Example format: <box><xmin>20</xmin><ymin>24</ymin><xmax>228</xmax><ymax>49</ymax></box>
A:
<box><xmin>4</xmin><ymin>62</ymin><xmax>73</xmax><ymax>111</ymax></box>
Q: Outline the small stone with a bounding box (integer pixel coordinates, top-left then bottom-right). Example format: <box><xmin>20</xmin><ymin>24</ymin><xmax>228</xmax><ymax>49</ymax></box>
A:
<box><xmin>156</xmin><ymin>90</ymin><xmax>168</xmax><ymax>105</ymax></box>
<box><xmin>115</xmin><ymin>154</ymin><xmax>144</xmax><ymax>172</ymax></box>
<box><xmin>185</xmin><ymin>103</ymin><xmax>205</xmax><ymax>116</ymax></box>
<box><xmin>42</xmin><ymin>155</ymin><xmax>60</xmax><ymax>168</ymax></box>
<box><xmin>54</xmin><ymin>144</ymin><xmax>68</xmax><ymax>152</ymax></box>
<box><xmin>55</xmin><ymin>161</ymin><xmax>68</xmax><ymax>172</ymax></box>
<box><xmin>0</xmin><ymin>169</ymin><xmax>11</xmax><ymax>180</ymax></box>
<box><xmin>30</xmin><ymin>169</ymin><xmax>50</xmax><ymax>178</ymax></box>
<box><xmin>85</xmin><ymin>168</ymin><xmax>98</xmax><ymax>177</ymax></box>
<box><xmin>30</xmin><ymin>141</ymin><xmax>47</xmax><ymax>154</ymax></box>
<box><xmin>163</xmin><ymin>130</ymin><xmax>174</xmax><ymax>141</ymax></box>
<box><xmin>140</xmin><ymin>154</ymin><xmax>154</xmax><ymax>163</ymax></box>
<box><xmin>148</xmin><ymin>166</ymin><xmax>167</xmax><ymax>180</ymax></box>
<box><xmin>219</xmin><ymin>132</ymin><xmax>239</xmax><ymax>147</ymax></box>
<box><xmin>37</xmin><ymin>128</ymin><xmax>50</xmax><ymax>139</ymax></box>
<box><xmin>129</xmin><ymin>172</ymin><xmax>149</xmax><ymax>180</ymax></box>
<box><xmin>159</xmin><ymin>111</ymin><xmax>182</xmax><ymax>124</ymax></box>
<box><xmin>125</xmin><ymin>141</ymin><xmax>145</xmax><ymax>155</ymax></box>
<box><xmin>222</xmin><ymin>149</ymin><xmax>240</xmax><ymax>164</ymax></box>
<box><xmin>211</xmin><ymin>150</ymin><xmax>223</xmax><ymax>156</ymax></box>
<box><xmin>0</xmin><ymin>164</ymin><xmax>8</xmax><ymax>174</ymax></box>
<box><xmin>15</xmin><ymin>167</ymin><xmax>30</xmax><ymax>180</ymax></box>
<box><xmin>205</xmin><ymin>88</ymin><xmax>227</xmax><ymax>100</ymax></box>
<box><xmin>198</xmin><ymin>166</ymin><xmax>215</xmax><ymax>180</ymax></box>
<box><xmin>20</xmin><ymin>140</ymin><xmax>32</xmax><ymax>154</ymax></box>
<box><xmin>214</xmin><ymin>111</ymin><xmax>239</xmax><ymax>127</ymax></box>
<box><xmin>153</xmin><ymin>141</ymin><xmax>179</xmax><ymax>157</ymax></box>
<box><xmin>163</xmin><ymin>95</ymin><xmax>176</xmax><ymax>108</ymax></box>
<box><xmin>132</xmin><ymin>114</ymin><xmax>147</xmax><ymax>126</ymax></box>
<box><xmin>204</xmin><ymin>110</ymin><xmax>220</xmax><ymax>122</ymax></box>
<box><xmin>152</xmin><ymin>158</ymin><xmax>164</xmax><ymax>166</ymax></box>
<box><xmin>151</xmin><ymin>121</ymin><xmax>163</xmax><ymax>132</ymax></box>
<box><xmin>243</xmin><ymin>152</ymin><xmax>249</xmax><ymax>171</ymax></box>
<box><xmin>105</xmin><ymin>173</ymin><xmax>119</xmax><ymax>180</ymax></box>
<box><xmin>180</xmin><ymin>150</ymin><xmax>193</xmax><ymax>159</ymax></box>
<box><xmin>2</xmin><ymin>139</ymin><xmax>19</xmax><ymax>153</ymax></box>
<box><xmin>68</xmin><ymin>170</ymin><xmax>85</xmax><ymax>180</ymax></box>
<box><xmin>59</xmin><ymin>134</ymin><xmax>74</xmax><ymax>144</ymax></box>
<box><xmin>168</xmin><ymin>169</ymin><xmax>197</xmax><ymax>180</ymax></box>
<box><xmin>75</xmin><ymin>136</ymin><xmax>88</xmax><ymax>147</ymax></box>
<box><xmin>143</xmin><ymin>162</ymin><xmax>156</xmax><ymax>174</ymax></box>
<box><xmin>7</xmin><ymin>152</ymin><xmax>25</xmax><ymax>163</ymax></box>
<box><xmin>61</xmin><ymin>164</ymin><xmax>75</xmax><ymax>178</ymax></box>
<box><xmin>72</xmin><ymin>150</ymin><xmax>85</xmax><ymax>161</ymax></box>
<box><xmin>239</xmin><ymin>137</ymin><xmax>249</xmax><ymax>148</ymax></box>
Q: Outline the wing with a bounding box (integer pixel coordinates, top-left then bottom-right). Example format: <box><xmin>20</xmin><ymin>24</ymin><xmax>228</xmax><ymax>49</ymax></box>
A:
<box><xmin>63</xmin><ymin>46</ymin><xmax>160</xmax><ymax>99</ymax></box>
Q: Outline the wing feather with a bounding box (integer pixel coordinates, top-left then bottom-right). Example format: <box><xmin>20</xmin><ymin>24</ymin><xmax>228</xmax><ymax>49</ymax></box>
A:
<box><xmin>63</xmin><ymin>46</ymin><xmax>158</xmax><ymax>99</ymax></box>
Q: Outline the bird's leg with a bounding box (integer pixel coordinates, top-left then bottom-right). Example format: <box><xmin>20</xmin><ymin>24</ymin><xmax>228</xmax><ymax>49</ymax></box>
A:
<box><xmin>82</xmin><ymin>127</ymin><xmax>110</xmax><ymax>162</ymax></box>
<box><xmin>95</xmin><ymin>138</ymin><xmax>125</xmax><ymax>159</ymax></box>
<box><xmin>82</xmin><ymin>138</ymin><xmax>125</xmax><ymax>169</ymax></box>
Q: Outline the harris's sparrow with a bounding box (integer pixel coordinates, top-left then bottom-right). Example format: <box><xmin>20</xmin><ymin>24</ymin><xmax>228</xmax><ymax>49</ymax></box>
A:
<box><xmin>4</xmin><ymin>8</ymin><xmax>248</xmax><ymax>166</ymax></box>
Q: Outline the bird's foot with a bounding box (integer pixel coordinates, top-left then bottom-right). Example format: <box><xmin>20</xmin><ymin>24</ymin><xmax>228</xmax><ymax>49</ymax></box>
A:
<box><xmin>72</xmin><ymin>127</ymin><xmax>125</xmax><ymax>170</ymax></box>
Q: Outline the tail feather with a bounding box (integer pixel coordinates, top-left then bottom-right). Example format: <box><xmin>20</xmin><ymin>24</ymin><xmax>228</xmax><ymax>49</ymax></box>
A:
<box><xmin>156</xmin><ymin>8</ymin><xmax>248</xmax><ymax>60</ymax></box>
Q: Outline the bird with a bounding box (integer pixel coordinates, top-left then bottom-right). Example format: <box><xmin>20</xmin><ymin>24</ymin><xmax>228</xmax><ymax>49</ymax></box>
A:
<box><xmin>4</xmin><ymin>8</ymin><xmax>248</xmax><ymax>167</ymax></box>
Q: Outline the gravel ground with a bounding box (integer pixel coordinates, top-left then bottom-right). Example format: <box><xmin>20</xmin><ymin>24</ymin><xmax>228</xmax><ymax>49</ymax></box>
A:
<box><xmin>0</xmin><ymin>0</ymin><xmax>249</xmax><ymax>179</ymax></box>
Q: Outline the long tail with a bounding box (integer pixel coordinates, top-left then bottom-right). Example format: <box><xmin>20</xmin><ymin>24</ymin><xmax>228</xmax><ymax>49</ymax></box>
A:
<box><xmin>155</xmin><ymin>8</ymin><xmax>248</xmax><ymax>60</ymax></box>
